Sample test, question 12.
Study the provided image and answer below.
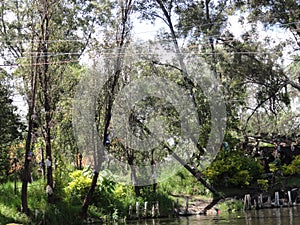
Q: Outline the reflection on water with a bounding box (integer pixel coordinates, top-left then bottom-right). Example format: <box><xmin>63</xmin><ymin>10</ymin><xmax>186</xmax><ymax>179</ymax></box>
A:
<box><xmin>126</xmin><ymin>206</ymin><xmax>300</xmax><ymax>225</ymax></box>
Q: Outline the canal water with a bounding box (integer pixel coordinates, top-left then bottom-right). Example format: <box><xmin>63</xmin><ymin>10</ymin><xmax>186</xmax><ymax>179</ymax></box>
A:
<box><xmin>126</xmin><ymin>206</ymin><xmax>300</xmax><ymax>225</ymax></box>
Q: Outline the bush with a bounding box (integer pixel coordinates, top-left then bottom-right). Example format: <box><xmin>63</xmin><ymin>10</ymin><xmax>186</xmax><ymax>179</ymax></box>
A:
<box><xmin>203</xmin><ymin>149</ymin><xmax>263</xmax><ymax>188</ymax></box>
<box><xmin>160</xmin><ymin>169</ymin><xmax>207</xmax><ymax>196</ymax></box>
<box><xmin>283</xmin><ymin>155</ymin><xmax>300</xmax><ymax>176</ymax></box>
<box><xmin>64</xmin><ymin>170</ymin><xmax>92</xmax><ymax>203</ymax></box>
<box><xmin>217</xmin><ymin>199</ymin><xmax>243</xmax><ymax>212</ymax></box>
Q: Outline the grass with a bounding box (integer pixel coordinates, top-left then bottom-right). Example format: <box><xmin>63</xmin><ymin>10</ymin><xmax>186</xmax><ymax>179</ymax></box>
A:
<box><xmin>2</xmin><ymin>169</ymin><xmax>297</xmax><ymax>224</ymax></box>
<box><xmin>0</xmin><ymin>182</ymin><xmax>30</xmax><ymax>224</ymax></box>
<box><xmin>0</xmin><ymin>180</ymin><xmax>82</xmax><ymax>225</ymax></box>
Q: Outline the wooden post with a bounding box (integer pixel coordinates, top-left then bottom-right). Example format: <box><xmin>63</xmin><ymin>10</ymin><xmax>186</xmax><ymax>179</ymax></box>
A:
<box><xmin>129</xmin><ymin>203</ymin><xmax>133</xmax><ymax>218</ymax></box>
<box><xmin>243</xmin><ymin>194</ymin><xmax>251</xmax><ymax>210</ymax></box>
<box><xmin>288</xmin><ymin>191</ymin><xmax>292</xmax><ymax>206</ymax></box>
<box><xmin>275</xmin><ymin>192</ymin><xmax>280</xmax><ymax>207</ymax></box>
<box><xmin>42</xmin><ymin>209</ymin><xmax>45</xmax><ymax>225</ymax></box>
<box><xmin>144</xmin><ymin>201</ymin><xmax>148</xmax><ymax>217</ymax></box>
<box><xmin>258</xmin><ymin>194</ymin><xmax>263</xmax><ymax>208</ymax></box>
<box><xmin>267</xmin><ymin>195</ymin><xmax>271</xmax><ymax>206</ymax></box>
<box><xmin>152</xmin><ymin>203</ymin><xmax>155</xmax><ymax>217</ymax></box>
<box><xmin>185</xmin><ymin>196</ymin><xmax>189</xmax><ymax>214</ymax></box>
<box><xmin>136</xmin><ymin>202</ymin><xmax>140</xmax><ymax>218</ymax></box>
<box><xmin>156</xmin><ymin>201</ymin><xmax>160</xmax><ymax>217</ymax></box>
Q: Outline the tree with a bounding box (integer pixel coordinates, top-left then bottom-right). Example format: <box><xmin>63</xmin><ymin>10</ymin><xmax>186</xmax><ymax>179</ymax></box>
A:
<box><xmin>79</xmin><ymin>0</ymin><xmax>134</xmax><ymax>219</ymax></box>
<box><xmin>238</xmin><ymin>0</ymin><xmax>300</xmax><ymax>92</ymax></box>
<box><xmin>135</xmin><ymin>0</ymin><xmax>225</xmax><ymax>197</ymax></box>
<box><xmin>0</xmin><ymin>69</ymin><xmax>23</xmax><ymax>183</ymax></box>
<box><xmin>0</xmin><ymin>0</ymin><xmax>101</xmax><ymax>213</ymax></box>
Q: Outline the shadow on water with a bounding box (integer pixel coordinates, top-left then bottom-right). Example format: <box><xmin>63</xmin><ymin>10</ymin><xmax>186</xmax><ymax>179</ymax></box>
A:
<box><xmin>126</xmin><ymin>206</ymin><xmax>300</xmax><ymax>225</ymax></box>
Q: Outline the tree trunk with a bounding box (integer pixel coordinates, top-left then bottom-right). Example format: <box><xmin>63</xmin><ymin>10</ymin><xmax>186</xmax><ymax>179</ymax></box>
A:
<box><xmin>21</xmin><ymin>115</ymin><xmax>34</xmax><ymax>214</ymax></box>
<box><xmin>81</xmin><ymin>171</ymin><xmax>99</xmax><ymax>219</ymax></box>
<box><xmin>80</xmin><ymin>0</ymin><xmax>133</xmax><ymax>218</ymax></box>
<box><xmin>151</xmin><ymin>150</ymin><xmax>157</xmax><ymax>194</ymax></box>
<box><xmin>156</xmin><ymin>1</ymin><xmax>223</xmax><ymax>202</ymax></box>
<box><xmin>45</xmin><ymin>97</ymin><xmax>54</xmax><ymax>203</ymax></box>
<box><xmin>131</xmin><ymin>165</ymin><xmax>140</xmax><ymax>196</ymax></box>
<box><xmin>21</xmin><ymin>31</ymin><xmax>38</xmax><ymax>215</ymax></box>
<box><xmin>165</xmin><ymin>144</ymin><xmax>222</xmax><ymax>199</ymax></box>
<box><xmin>39</xmin><ymin>1</ymin><xmax>54</xmax><ymax>203</ymax></box>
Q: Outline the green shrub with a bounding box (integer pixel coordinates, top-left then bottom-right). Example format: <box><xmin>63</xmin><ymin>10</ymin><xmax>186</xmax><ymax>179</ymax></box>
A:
<box><xmin>257</xmin><ymin>179</ymin><xmax>269</xmax><ymax>191</ymax></box>
<box><xmin>283</xmin><ymin>155</ymin><xmax>300</xmax><ymax>176</ymax></box>
<box><xmin>217</xmin><ymin>199</ymin><xmax>243</xmax><ymax>212</ymax></box>
<box><xmin>64</xmin><ymin>170</ymin><xmax>92</xmax><ymax>203</ymax></box>
<box><xmin>160</xmin><ymin>168</ymin><xmax>207</xmax><ymax>196</ymax></box>
<box><xmin>203</xmin><ymin>149</ymin><xmax>263</xmax><ymax>187</ymax></box>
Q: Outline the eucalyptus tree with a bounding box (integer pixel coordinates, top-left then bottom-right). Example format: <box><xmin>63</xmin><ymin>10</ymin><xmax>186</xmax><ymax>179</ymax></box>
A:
<box><xmin>131</xmin><ymin>2</ymin><xmax>228</xmax><ymax>210</ymax></box>
<box><xmin>0</xmin><ymin>0</ymin><xmax>105</xmax><ymax>213</ymax></box>
<box><xmin>244</xmin><ymin>0</ymin><xmax>300</xmax><ymax>91</ymax></box>
<box><xmin>79</xmin><ymin>0</ymin><xmax>134</xmax><ymax>219</ymax></box>
<box><xmin>218</xmin><ymin>0</ymin><xmax>300</xmax><ymax>134</ymax></box>
<box><xmin>173</xmin><ymin>0</ymin><xmax>297</xmax><ymax>136</ymax></box>
<box><xmin>0</xmin><ymin>68</ymin><xmax>24</xmax><ymax>182</ymax></box>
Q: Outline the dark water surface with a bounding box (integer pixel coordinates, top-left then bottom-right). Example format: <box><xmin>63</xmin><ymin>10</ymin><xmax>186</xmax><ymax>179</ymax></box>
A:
<box><xmin>126</xmin><ymin>206</ymin><xmax>300</xmax><ymax>225</ymax></box>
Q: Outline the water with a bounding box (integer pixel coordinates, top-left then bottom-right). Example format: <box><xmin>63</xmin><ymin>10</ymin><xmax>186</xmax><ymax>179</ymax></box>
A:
<box><xmin>126</xmin><ymin>206</ymin><xmax>300</xmax><ymax>225</ymax></box>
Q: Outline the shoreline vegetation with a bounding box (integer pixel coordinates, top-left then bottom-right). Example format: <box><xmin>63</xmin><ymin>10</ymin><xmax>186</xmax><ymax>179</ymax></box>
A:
<box><xmin>1</xmin><ymin>171</ymin><xmax>300</xmax><ymax>225</ymax></box>
<box><xmin>2</xmin><ymin>136</ymin><xmax>300</xmax><ymax>224</ymax></box>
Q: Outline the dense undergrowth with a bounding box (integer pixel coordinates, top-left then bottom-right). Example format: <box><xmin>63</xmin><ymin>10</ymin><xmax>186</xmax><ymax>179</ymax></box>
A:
<box><xmin>1</xmin><ymin>153</ymin><xmax>300</xmax><ymax>225</ymax></box>
<box><xmin>0</xmin><ymin>165</ymin><xmax>211</xmax><ymax>224</ymax></box>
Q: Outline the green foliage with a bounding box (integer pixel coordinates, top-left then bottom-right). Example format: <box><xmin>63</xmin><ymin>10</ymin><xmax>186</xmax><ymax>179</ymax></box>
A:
<box><xmin>217</xmin><ymin>199</ymin><xmax>244</xmax><ymax>212</ymax></box>
<box><xmin>92</xmin><ymin>171</ymin><xmax>117</xmax><ymax>214</ymax></box>
<box><xmin>0</xmin><ymin>182</ymin><xmax>30</xmax><ymax>224</ymax></box>
<box><xmin>283</xmin><ymin>155</ymin><xmax>300</xmax><ymax>176</ymax></box>
<box><xmin>0</xmin><ymin>179</ymin><xmax>82</xmax><ymax>225</ymax></box>
<box><xmin>64</xmin><ymin>170</ymin><xmax>92</xmax><ymax>203</ymax></box>
<box><xmin>257</xmin><ymin>179</ymin><xmax>269</xmax><ymax>191</ymax></box>
<box><xmin>0</xmin><ymin>70</ymin><xmax>24</xmax><ymax>183</ymax></box>
<box><xmin>203</xmin><ymin>149</ymin><xmax>264</xmax><ymax>187</ymax></box>
<box><xmin>160</xmin><ymin>168</ymin><xmax>208</xmax><ymax>196</ymax></box>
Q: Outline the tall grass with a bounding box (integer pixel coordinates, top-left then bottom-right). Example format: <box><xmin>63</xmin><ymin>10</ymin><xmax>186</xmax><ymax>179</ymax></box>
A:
<box><xmin>0</xmin><ymin>179</ymin><xmax>81</xmax><ymax>225</ymax></box>
<box><xmin>0</xmin><ymin>181</ymin><xmax>30</xmax><ymax>224</ymax></box>
<box><xmin>0</xmin><ymin>168</ymin><xmax>212</xmax><ymax>224</ymax></box>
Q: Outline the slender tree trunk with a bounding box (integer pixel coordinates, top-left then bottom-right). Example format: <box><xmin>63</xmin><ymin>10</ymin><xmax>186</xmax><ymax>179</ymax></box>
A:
<box><xmin>204</xmin><ymin>0</ymin><xmax>224</xmax><ymax>144</ymax></box>
<box><xmin>164</xmin><ymin>144</ymin><xmax>223</xmax><ymax>203</ymax></box>
<box><xmin>81</xmin><ymin>0</ymin><xmax>133</xmax><ymax>219</ymax></box>
<box><xmin>171</xmin><ymin>147</ymin><xmax>223</xmax><ymax>214</ymax></box>
<box><xmin>155</xmin><ymin>0</ymin><xmax>199</xmax><ymax>148</ymax></box>
<box><xmin>155</xmin><ymin>1</ymin><xmax>224</xmax><ymax>200</ymax></box>
<box><xmin>128</xmin><ymin>156</ymin><xmax>140</xmax><ymax>196</ymax></box>
<box><xmin>205</xmin><ymin>0</ymin><xmax>218</xmax><ymax>79</ymax></box>
<box><xmin>81</xmin><ymin>87</ymin><xmax>104</xmax><ymax>219</ymax></box>
<box><xmin>39</xmin><ymin>1</ymin><xmax>54</xmax><ymax>203</ymax></box>
<box><xmin>41</xmin><ymin>147</ymin><xmax>45</xmax><ymax>180</ymax></box>
<box><xmin>151</xmin><ymin>150</ymin><xmax>157</xmax><ymax>194</ymax></box>
<box><xmin>21</xmin><ymin>29</ymin><xmax>39</xmax><ymax>215</ymax></box>
<box><xmin>81</xmin><ymin>171</ymin><xmax>99</xmax><ymax>219</ymax></box>
<box><xmin>21</xmin><ymin>77</ymin><xmax>35</xmax><ymax>214</ymax></box>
